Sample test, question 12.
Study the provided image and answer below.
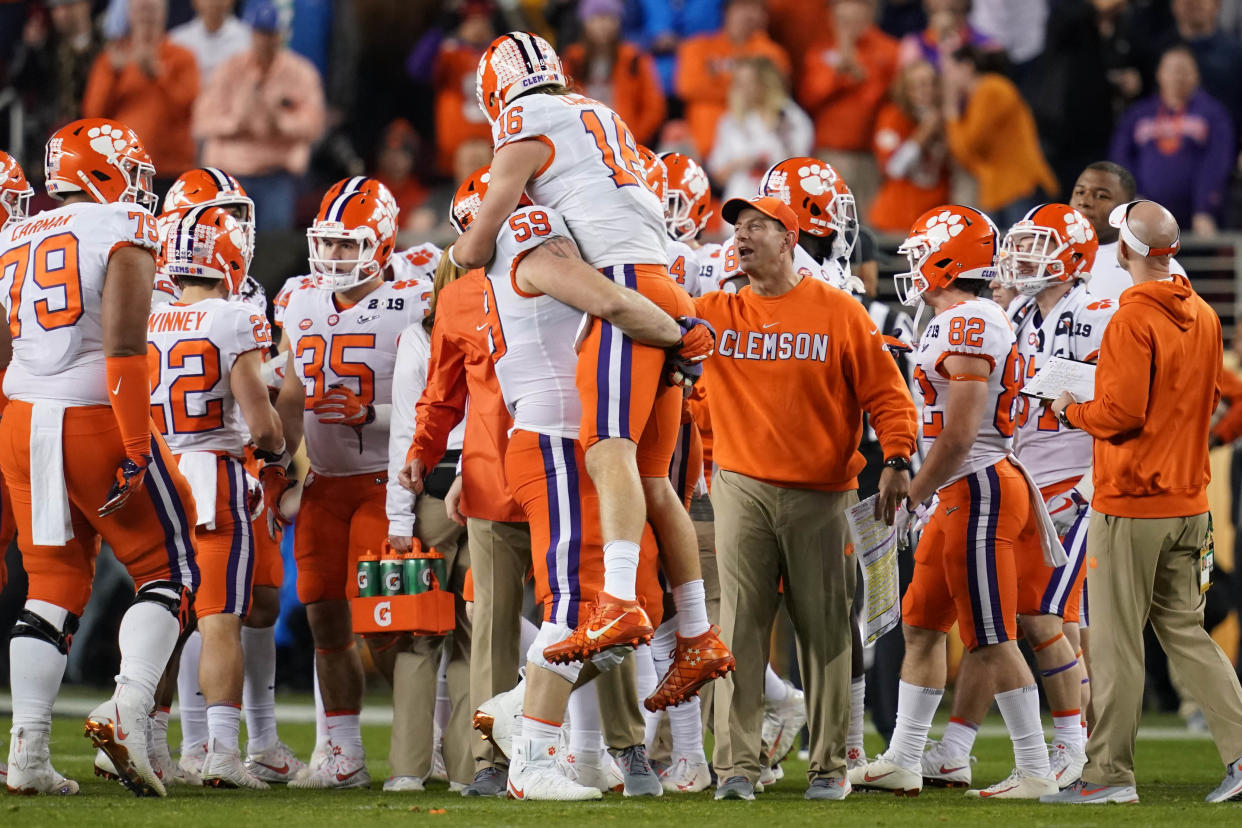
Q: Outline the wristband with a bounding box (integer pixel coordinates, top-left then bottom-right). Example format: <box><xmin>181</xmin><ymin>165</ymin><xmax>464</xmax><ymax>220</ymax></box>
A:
<box><xmin>447</xmin><ymin>245</ymin><xmax>464</xmax><ymax>270</ymax></box>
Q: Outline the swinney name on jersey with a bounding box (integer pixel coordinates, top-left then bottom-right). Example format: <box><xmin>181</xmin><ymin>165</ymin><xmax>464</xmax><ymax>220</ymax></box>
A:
<box><xmin>148</xmin><ymin>308</ymin><xmax>210</xmax><ymax>333</ymax></box>
<box><xmin>717</xmin><ymin>329</ymin><xmax>830</xmax><ymax>363</ymax></box>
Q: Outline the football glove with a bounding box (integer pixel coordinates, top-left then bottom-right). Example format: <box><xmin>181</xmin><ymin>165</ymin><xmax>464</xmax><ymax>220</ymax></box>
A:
<box><xmin>1046</xmin><ymin>487</ymin><xmax>1089</xmax><ymax>537</ymax></box>
<box><xmin>312</xmin><ymin>384</ymin><xmax>375</xmax><ymax>426</ymax></box>
<box><xmin>99</xmin><ymin>454</ymin><xmax>152</xmax><ymax>517</ymax></box>
<box><xmin>894</xmin><ymin>496</ymin><xmax>937</xmax><ymax>549</ymax></box>
<box><xmin>665</xmin><ymin>355</ymin><xmax>703</xmax><ymax>396</ymax></box>
<box><xmin>259</xmin><ymin>463</ymin><xmax>295</xmax><ymax>540</ymax></box>
<box><xmin>674</xmin><ymin>316</ymin><xmax>716</xmax><ymax>363</ymax></box>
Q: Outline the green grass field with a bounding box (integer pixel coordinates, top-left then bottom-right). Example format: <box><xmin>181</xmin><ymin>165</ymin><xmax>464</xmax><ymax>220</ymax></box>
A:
<box><xmin>6</xmin><ymin>707</ymin><xmax>1242</xmax><ymax>827</ymax></box>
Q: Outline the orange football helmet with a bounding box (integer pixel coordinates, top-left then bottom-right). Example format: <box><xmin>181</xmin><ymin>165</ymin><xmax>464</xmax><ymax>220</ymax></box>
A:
<box><xmin>0</xmin><ymin>151</ymin><xmax>33</xmax><ymax>230</ymax></box>
<box><xmin>163</xmin><ymin>205</ymin><xmax>249</xmax><ymax>296</ymax></box>
<box><xmin>450</xmin><ymin>166</ymin><xmax>492</xmax><ymax>233</ymax></box>
<box><xmin>637</xmin><ymin>145</ymin><xmax>667</xmax><ymax>203</ymax></box>
<box><xmin>476</xmin><ymin>32</ymin><xmax>566</xmax><ymax>123</ymax></box>
<box><xmin>307</xmin><ymin>176</ymin><xmax>399</xmax><ymax>290</ymax></box>
<box><xmin>660</xmin><ymin>152</ymin><xmax>712</xmax><ymax>242</ymax></box>
<box><xmin>44</xmin><ymin>118</ymin><xmax>157</xmax><ymax>211</ymax></box>
<box><xmin>895</xmin><ymin>205</ymin><xmax>999</xmax><ymax>307</ymax></box>
<box><xmin>997</xmin><ymin>203</ymin><xmax>1098</xmax><ymax>297</ymax></box>
<box><xmin>164</xmin><ymin>167</ymin><xmax>255</xmax><ymax>265</ymax></box>
<box><xmin>758</xmin><ymin>157</ymin><xmax>857</xmax><ymax>257</ymax></box>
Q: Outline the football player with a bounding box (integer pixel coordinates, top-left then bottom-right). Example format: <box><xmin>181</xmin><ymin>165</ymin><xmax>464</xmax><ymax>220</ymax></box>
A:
<box><xmin>857</xmin><ymin>205</ymin><xmax>1061</xmax><ymax>799</ymax></box>
<box><xmin>2</xmin><ymin>119</ymin><xmax>197</xmax><ymax>797</ymax></box>
<box><xmin>454</xmin><ymin>33</ymin><xmax>730</xmax><ymax>711</ymax></box>
<box><xmin>274</xmin><ymin>177</ymin><xmax>429</xmax><ymax>788</ymax></box>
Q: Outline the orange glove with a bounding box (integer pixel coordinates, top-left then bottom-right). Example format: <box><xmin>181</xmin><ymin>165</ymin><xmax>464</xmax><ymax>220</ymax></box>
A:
<box><xmin>255</xmin><ymin>446</ymin><xmax>294</xmax><ymax>540</ymax></box>
<box><xmin>674</xmin><ymin>316</ymin><xmax>716</xmax><ymax>363</ymax></box>
<box><xmin>312</xmin><ymin>384</ymin><xmax>375</xmax><ymax>426</ymax></box>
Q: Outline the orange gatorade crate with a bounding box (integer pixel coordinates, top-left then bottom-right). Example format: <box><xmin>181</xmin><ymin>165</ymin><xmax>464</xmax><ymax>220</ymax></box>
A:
<box><xmin>351</xmin><ymin>591</ymin><xmax>455</xmax><ymax>635</ymax></box>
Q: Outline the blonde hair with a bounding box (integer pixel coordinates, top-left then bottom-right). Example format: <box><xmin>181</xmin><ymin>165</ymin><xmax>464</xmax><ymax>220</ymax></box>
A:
<box><xmin>426</xmin><ymin>245</ymin><xmax>469</xmax><ymax>332</ymax></box>
<box><xmin>728</xmin><ymin>56</ymin><xmax>788</xmax><ymax>121</ymax></box>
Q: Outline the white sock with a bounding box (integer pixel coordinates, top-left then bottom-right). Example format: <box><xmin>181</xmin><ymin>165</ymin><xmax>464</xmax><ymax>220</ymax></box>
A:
<box><xmin>178</xmin><ymin>630</ymin><xmax>207</xmax><ymax>750</ymax></box>
<box><xmin>207</xmin><ymin>703</ymin><xmax>242</xmax><ymax>754</ymax></box>
<box><xmin>848</xmin><ymin>676</ymin><xmax>865</xmax><ymax>753</ymax></box>
<box><xmin>152</xmin><ymin>706</ymin><xmax>170</xmax><ymax>747</ymax></box>
<box><xmin>9</xmin><ymin>617</ymin><xmax>67</xmax><ymax>731</ymax></box>
<box><xmin>764</xmin><ymin>664</ymin><xmax>790</xmax><ymax>702</ymax></box>
<box><xmin>568</xmin><ymin>687</ymin><xmax>604</xmax><ymax>761</ymax></box>
<box><xmin>636</xmin><ymin>643</ymin><xmax>661</xmax><ymax>747</ymax></box>
<box><xmin>117</xmin><ymin>599</ymin><xmax>180</xmax><ymax>699</ymax></box>
<box><xmin>601</xmin><ymin>540</ymin><xmax>640</xmax><ymax>601</ymax></box>
<box><xmin>995</xmin><ymin>685</ymin><xmax>1050</xmax><ymax>775</ymax></box>
<box><xmin>522</xmin><ymin>715</ymin><xmax>562</xmax><ymax>761</ymax></box>
<box><xmin>941</xmin><ymin>717</ymin><xmax>979</xmax><ymax>757</ymax></box>
<box><xmin>886</xmin><ymin>681</ymin><xmax>943</xmax><ymax>770</ymax></box>
<box><xmin>672</xmin><ymin>580</ymin><xmax>710</xmax><ymax>638</ymax></box>
<box><xmin>434</xmin><ymin>648</ymin><xmax>451</xmax><ymax>745</ymax></box>
<box><xmin>1052</xmin><ymin>709</ymin><xmax>1083</xmax><ymax>754</ymax></box>
<box><xmin>313</xmin><ymin>660</ymin><xmax>327</xmax><ymax>750</ymax></box>
<box><xmin>241</xmin><ymin>625</ymin><xmax>278</xmax><ymax>753</ymax></box>
<box><xmin>325</xmin><ymin>711</ymin><xmax>363</xmax><ymax>753</ymax></box>
<box><xmin>668</xmin><ymin>696</ymin><xmax>705</xmax><ymax>762</ymax></box>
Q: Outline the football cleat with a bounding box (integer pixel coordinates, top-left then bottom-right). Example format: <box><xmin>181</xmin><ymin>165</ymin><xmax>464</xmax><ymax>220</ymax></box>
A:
<box><xmin>245</xmin><ymin>741</ymin><xmax>306</xmax><ymax>784</ymax></box>
<box><xmin>288</xmin><ymin>741</ymin><xmax>369</xmax><ymax>790</ymax></box>
<box><xmin>84</xmin><ymin>690</ymin><xmax>165</xmax><ymax>797</ymax></box>
<box><xmin>472</xmin><ymin>679</ymin><xmax>524</xmax><ymax>761</ymax></box>
<box><xmin>149</xmin><ymin>726</ymin><xmax>195</xmax><ymax>787</ymax></box>
<box><xmin>6</xmin><ymin>727</ymin><xmax>79</xmax><ymax>795</ymax></box>
<box><xmin>853</xmin><ymin>754</ymin><xmax>922</xmax><ymax>796</ymax></box>
<box><xmin>644</xmin><ymin>625</ymin><xmax>735</xmax><ymax>712</ymax></box>
<box><xmin>1049</xmin><ymin>741</ymin><xmax>1087</xmax><ymax>788</ymax></box>
<box><xmin>660</xmin><ymin>754</ymin><xmax>711</xmax><ymax>793</ymax></box>
<box><xmin>759</xmin><ymin>764</ymin><xmax>776</xmax><ymax>787</ymax></box>
<box><xmin>761</xmin><ymin>681</ymin><xmax>806</xmax><ymax>766</ymax></box>
<box><xmin>202</xmin><ymin>749</ymin><xmax>271</xmax><ymax>790</ymax></box>
<box><xmin>507</xmin><ymin>740</ymin><xmax>601</xmax><ymax>801</ymax></box>
<box><xmin>430</xmin><ymin>739</ymin><xmax>448</xmax><ymax>783</ymax></box>
<box><xmin>966</xmin><ymin>767</ymin><xmax>1057</xmax><ymax>799</ymax></box>
<box><xmin>544</xmin><ymin>593</ymin><xmax>654</xmax><ymax>664</ymax></box>
<box><xmin>382</xmin><ymin>775</ymin><xmax>426</xmax><ymax>792</ymax></box>
<box><xmin>180</xmin><ymin>739</ymin><xmax>208</xmax><ymax>781</ymax></box>
<box><xmin>557</xmin><ymin>751</ymin><xmax>612</xmax><ymax>792</ymax></box>
<box><xmin>921</xmin><ymin>739</ymin><xmax>975</xmax><ymax>788</ymax></box>
<box><xmin>846</xmin><ymin>745</ymin><xmax>867</xmax><ymax>786</ymax></box>
<box><xmin>1040</xmin><ymin>779</ymin><xmax>1139</xmax><ymax>804</ymax></box>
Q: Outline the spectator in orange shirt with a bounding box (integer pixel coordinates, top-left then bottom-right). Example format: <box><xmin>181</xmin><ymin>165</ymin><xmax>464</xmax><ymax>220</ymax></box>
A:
<box><xmin>81</xmin><ymin>0</ymin><xmax>198</xmax><ymax>189</ymax></box>
<box><xmin>943</xmin><ymin>43</ymin><xmax>1057</xmax><ymax>226</ymax></box>
<box><xmin>562</xmin><ymin>0</ymin><xmax>667</xmax><ymax>146</ymax></box>
<box><xmin>430</xmin><ymin>1</ymin><xmax>496</xmax><ymax>176</ymax></box>
<box><xmin>799</xmin><ymin>0</ymin><xmax>899</xmax><ymax>214</ymax></box>
<box><xmin>675</xmin><ymin>0</ymin><xmax>791</xmax><ymax>158</ymax></box>
<box><xmin>869</xmin><ymin>59</ymin><xmax>950</xmax><ymax>232</ymax></box>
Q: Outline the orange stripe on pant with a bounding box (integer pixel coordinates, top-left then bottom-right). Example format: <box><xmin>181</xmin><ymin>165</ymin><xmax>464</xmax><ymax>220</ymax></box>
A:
<box><xmin>293</xmin><ymin>469</ymin><xmax>387</xmax><ymax>604</ymax></box>
<box><xmin>576</xmin><ymin>264</ymin><xmax>695</xmax><ymax>477</ymax></box>
<box><xmin>189</xmin><ymin>454</ymin><xmax>255</xmax><ymax>619</ymax></box>
<box><xmin>0</xmin><ymin>401</ymin><xmax>198</xmax><ymax>617</ymax></box>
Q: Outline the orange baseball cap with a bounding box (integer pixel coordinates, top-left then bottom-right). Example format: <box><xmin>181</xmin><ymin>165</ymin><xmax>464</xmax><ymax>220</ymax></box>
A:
<box><xmin>722</xmin><ymin>195</ymin><xmax>799</xmax><ymax>235</ymax></box>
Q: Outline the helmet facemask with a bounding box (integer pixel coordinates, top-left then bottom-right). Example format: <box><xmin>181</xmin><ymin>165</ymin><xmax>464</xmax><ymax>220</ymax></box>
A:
<box><xmin>0</xmin><ymin>183</ymin><xmax>33</xmax><ymax>230</ymax></box>
<box><xmin>997</xmin><ymin>225</ymin><xmax>1068</xmax><ymax>297</ymax></box>
<box><xmin>307</xmin><ymin>224</ymin><xmax>383</xmax><ymax>291</ymax></box>
<box><xmin>894</xmin><ymin>235</ymin><xmax>934</xmax><ymax>307</ymax></box>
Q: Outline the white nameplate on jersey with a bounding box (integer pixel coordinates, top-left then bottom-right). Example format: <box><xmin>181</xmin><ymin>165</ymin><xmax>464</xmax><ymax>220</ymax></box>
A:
<box><xmin>1019</xmin><ymin>356</ymin><xmax>1096</xmax><ymax>402</ymax></box>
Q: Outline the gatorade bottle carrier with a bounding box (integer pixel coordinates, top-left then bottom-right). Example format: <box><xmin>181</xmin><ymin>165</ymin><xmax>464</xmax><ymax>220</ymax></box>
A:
<box><xmin>352</xmin><ymin>539</ymin><xmax>455</xmax><ymax>635</ymax></box>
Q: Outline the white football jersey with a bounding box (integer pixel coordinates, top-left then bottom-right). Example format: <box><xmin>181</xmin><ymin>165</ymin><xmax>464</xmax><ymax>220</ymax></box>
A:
<box><xmin>390</xmin><ymin>243</ymin><xmax>441</xmax><ymax>286</ymax></box>
<box><xmin>1009</xmin><ymin>285</ymin><xmax>1117</xmax><ymax>488</ymax></box>
<box><xmin>694</xmin><ymin>242</ymin><xmax>723</xmax><ymax>295</ymax></box>
<box><xmin>1087</xmin><ymin>240</ymin><xmax>1185</xmax><ymax>302</ymax></box>
<box><xmin>483</xmin><ymin>205</ymin><xmax>585</xmax><ymax>438</ymax></box>
<box><xmin>148</xmin><ymin>297</ymin><xmax>272</xmax><ymax>456</ymax></box>
<box><xmin>151</xmin><ymin>274</ymin><xmax>267</xmax><ymax>314</ymax></box>
<box><xmin>272</xmin><ymin>274</ymin><xmax>315</xmax><ymax>329</ymax></box>
<box><xmin>494</xmin><ymin>92</ymin><xmax>666</xmax><ymax>269</ymax></box>
<box><xmin>0</xmin><ymin>201</ymin><xmax>160</xmax><ymax>405</ymax></box>
<box><xmin>914</xmin><ymin>298</ymin><xmax>1019</xmax><ymax>485</ymax></box>
<box><xmin>668</xmin><ymin>240</ymin><xmax>702</xmax><ymax>298</ymax></box>
<box><xmin>283</xmin><ymin>280</ymin><xmax>429</xmax><ymax>475</ymax></box>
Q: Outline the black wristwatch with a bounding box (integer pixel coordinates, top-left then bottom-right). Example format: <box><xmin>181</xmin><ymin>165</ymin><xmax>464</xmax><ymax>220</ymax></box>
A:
<box><xmin>1057</xmin><ymin>405</ymin><xmax>1075</xmax><ymax>429</ymax></box>
<box><xmin>883</xmin><ymin>456</ymin><xmax>911</xmax><ymax>472</ymax></box>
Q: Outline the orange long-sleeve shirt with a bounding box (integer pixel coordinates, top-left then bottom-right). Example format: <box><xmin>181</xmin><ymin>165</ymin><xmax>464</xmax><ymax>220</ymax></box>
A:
<box><xmin>946</xmin><ymin>73</ymin><xmax>1057</xmax><ymax>212</ymax></box>
<box><xmin>1211</xmin><ymin>364</ymin><xmax>1242</xmax><ymax>444</ymax></box>
<box><xmin>562</xmin><ymin>41</ymin><xmax>667</xmax><ymax>146</ymax></box>
<box><xmin>1065</xmin><ymin>274</ymin><xmax>1221</xmax><ymax>518</ymax></box>
<box><xmin>82</xmin><ymin>39</ymin><xmax>199</xmax><ymax>176</ymax></box>
<box><xmin>674</xmin><ymin>31</ymin><xmax>791</xmax><ymax>158</ymax></box>
<box><xmin>693</xmin><ymin>277</ymin><xmax>917</xmax><ymax>490</ymax></box>
<box><xmin>410</xmin><ymin>271</ymin><xmax>525</xmax><ymax>523</ymax></box>
<box><xmin>869</xmin><ymin>103</ymin><xmax>951</xmax><ymax>232</ymax></box>
<box><xmin>432</xmin><ymin>40</ymin><xmax>494</xmax><ymax>175</ymax></box>
<box><xmin>798</xmin><ymin>27</ymin><xmax>899</xmax><ymax>152</ymax></box>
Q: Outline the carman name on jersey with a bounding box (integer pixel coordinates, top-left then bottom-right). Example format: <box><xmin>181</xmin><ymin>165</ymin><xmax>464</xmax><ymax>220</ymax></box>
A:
<box><xmin>718</xmin><ymin>329</ymin><xmax>830</xmax><ymax>362</ymax></box>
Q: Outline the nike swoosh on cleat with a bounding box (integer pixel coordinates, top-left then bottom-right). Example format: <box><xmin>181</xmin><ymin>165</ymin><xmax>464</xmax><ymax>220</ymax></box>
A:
<box><xmin>863</xmin><ymin>771</ymin><xmax>894</xmax><ymax>783</ymax></box>
<box><xmin>335</xmin><ymin>768</ymin><xmax>363</xmax><ymax>783</ymax></box>
<box><xmin>980</xmin><ymin>785</ymin><xmax>1017</xmax><ymax>797</ymax></box>
<box><xmin>584</xmin><ymin>615</ymin><xmax>625</xmax><ymax>641</ymax></box>
<box><xmin>939</xmin><ymin>765</ymin><xmax>967</xmax><ymax>774</ymax></box>
<box><xmin>258</xmin><ymin>761</ymin><xmax>290</xmax><ymax>774</ymax></box>
<box><xmin>509</xmin><ymin>783</ymin><xmax>524</xmax><ymax>798</ymax></box>
<box><xmin>115</xmin><ymin>705</ymin><xmax>128</xmax><ymax>740</ymax></box>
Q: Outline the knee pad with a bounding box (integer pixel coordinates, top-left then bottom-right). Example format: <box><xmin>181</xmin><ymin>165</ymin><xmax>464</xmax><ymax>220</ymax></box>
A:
<box><xmin>526</xmin><ymin>622</ymin><xmax>583</xmax><ymax>684</ymax></box>
<box><xmin>12</xmin><ymin>602</ymin><xmax>80</xmax><ymax>655</ymax></box>
<box><xmin>135</xmin><ymin>580</ymin><xmax>196</xmax><ymax>631</ymax></box>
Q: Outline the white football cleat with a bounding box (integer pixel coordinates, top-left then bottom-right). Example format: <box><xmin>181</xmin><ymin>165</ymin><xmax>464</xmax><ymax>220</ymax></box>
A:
<box><xmin>7</xmin><ymin>727</ymin><xmax>79</xmax><ymax>795</ymax></box>
<box><xmin>507</xmin><ymin>740</ymin><xmax>601</xmax><ymax>801</ymax></box>
<box><xmin>297</xmin><ymin>739</ymin><xmax>328</xmax><ymax>783</ymax></box>
<box><xmin>966</xmin><ymin>767</ymin><xmax>1057</xmax><ymax>799</ymax></box>
<box><xmin>759</xmin><ymin>764</ymin><xmax>776</xmax><ymax>787</ymax></box>
<box><xmin>921</xmin><ymin>739</ymin><xmax>974</xmax><ymax>788</ymax></box>
<box><xmin>846</xmin><ymin>745</ymin><xmax>867</xmax><ymax>786</ymax></box>
<box><xmin>202</xmin><ymin>749</ymin><xmax>271</xmax><ymax>790</ymax></box>
<box><xmin>180</xmin><ymin>739</ymin><xmax>208</xmax><ymax>781</ymax></box>
<box><xmin>761</xmin><ymin>682</ymin><xmax>806</xmax><ymax>766</ymax></box>
<box><xmin>149</xmin><ymin>726</ymin><xmax>194</xmax><ymax>786</ymax></box>
<box><xmin>288</xmin><ymin>741</ymin><xmax>370</xmax><ymax>790</ymax></box>
<box><xmin>660</xmin><ymin>754</ymin><xmax>711</xmax><ymax>793</ymax></box>
<box><xmin>853</xmin><ymin>754</ymin><xmax>922</xmax><ymax>796</ymax></box>
<box><xmin>1049</xmin><ymin>742</ymin><xmax>1087</xmax><ymax>788</ymax></box>
<box><xmin>473</xmin><ymin>680</ymin><xmax>524</xmax><ymax>762</ymax></box>
<box><xmin>84</xmin><ymin>689</ymin><xmax>164</xmax><ymax>797</ymax></box>
<box><xmin>557</xmin><ymin>751</ymin><xmax>611</xmax><ymax>792</ymax></box>
<box><xmin>430</xmin><ymin>741</ymin><xmax>448</xmax><ymax>782</ymax></box>
<box><xmin>245</xmin><ymin>741</ymin><xmax>306</xmax><ymax>784</ymax></box>
<box><xmin>382</xmin><ymin>775</ymin><xmax>425</xmax><ymax>792</ymax></box>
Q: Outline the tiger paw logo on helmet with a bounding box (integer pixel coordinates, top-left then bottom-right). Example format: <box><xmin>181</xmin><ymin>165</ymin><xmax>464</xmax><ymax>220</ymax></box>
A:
<box><xmin>1063</xmin><ymin>210</ymin><xmax>1095</xmax><ymax>245</ymax></box>
<box><xmin>86</xmin><ymin>124</ymin><xmax>131</xmax><ymax>167</ymax></box>
<box><xmin>796</xmin><ymin>163</ymin><xmax>837</xmax><ymax>197</ymax></box>
<box><xmin>924</xmin><ymin>210</ymin><xmax>966</xmax><ymax>251</ymax></box>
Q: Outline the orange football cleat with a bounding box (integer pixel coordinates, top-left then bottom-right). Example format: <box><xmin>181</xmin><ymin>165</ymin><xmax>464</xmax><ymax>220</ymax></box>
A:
<box><xmin>542</xmin><ymin>592</ymin><xmax>654</xmax><ymax>664</ymax></box>
<box><xmin>644</xmin><ymin>625</ymin><xmax>735</xmax><ymax>712</ymax></box>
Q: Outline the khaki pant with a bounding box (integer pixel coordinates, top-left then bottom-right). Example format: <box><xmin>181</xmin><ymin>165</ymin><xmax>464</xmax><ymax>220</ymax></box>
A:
<box><xmin>389</xmin><ymin>495</ymin><xmax>472</xmax><ymax>783</ymax></box>
<box><xmin>710</xmin><ymin>470</ymin><xmax>857</xmax><ymax>783</ymax></box>
<box><xmin>596</xmin><ymin>653</ymin><xmax>647</xmax><ymax>749</ymax></box>
<box><xmin>1084</xmin><ymin>511</ymin><xmax>1242</xmax><ymax>787</ymax></box>
<box><xmin>465</xmin><ymin>517</ymin><xmax>532</xmax><ymax>771</ymax></box>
